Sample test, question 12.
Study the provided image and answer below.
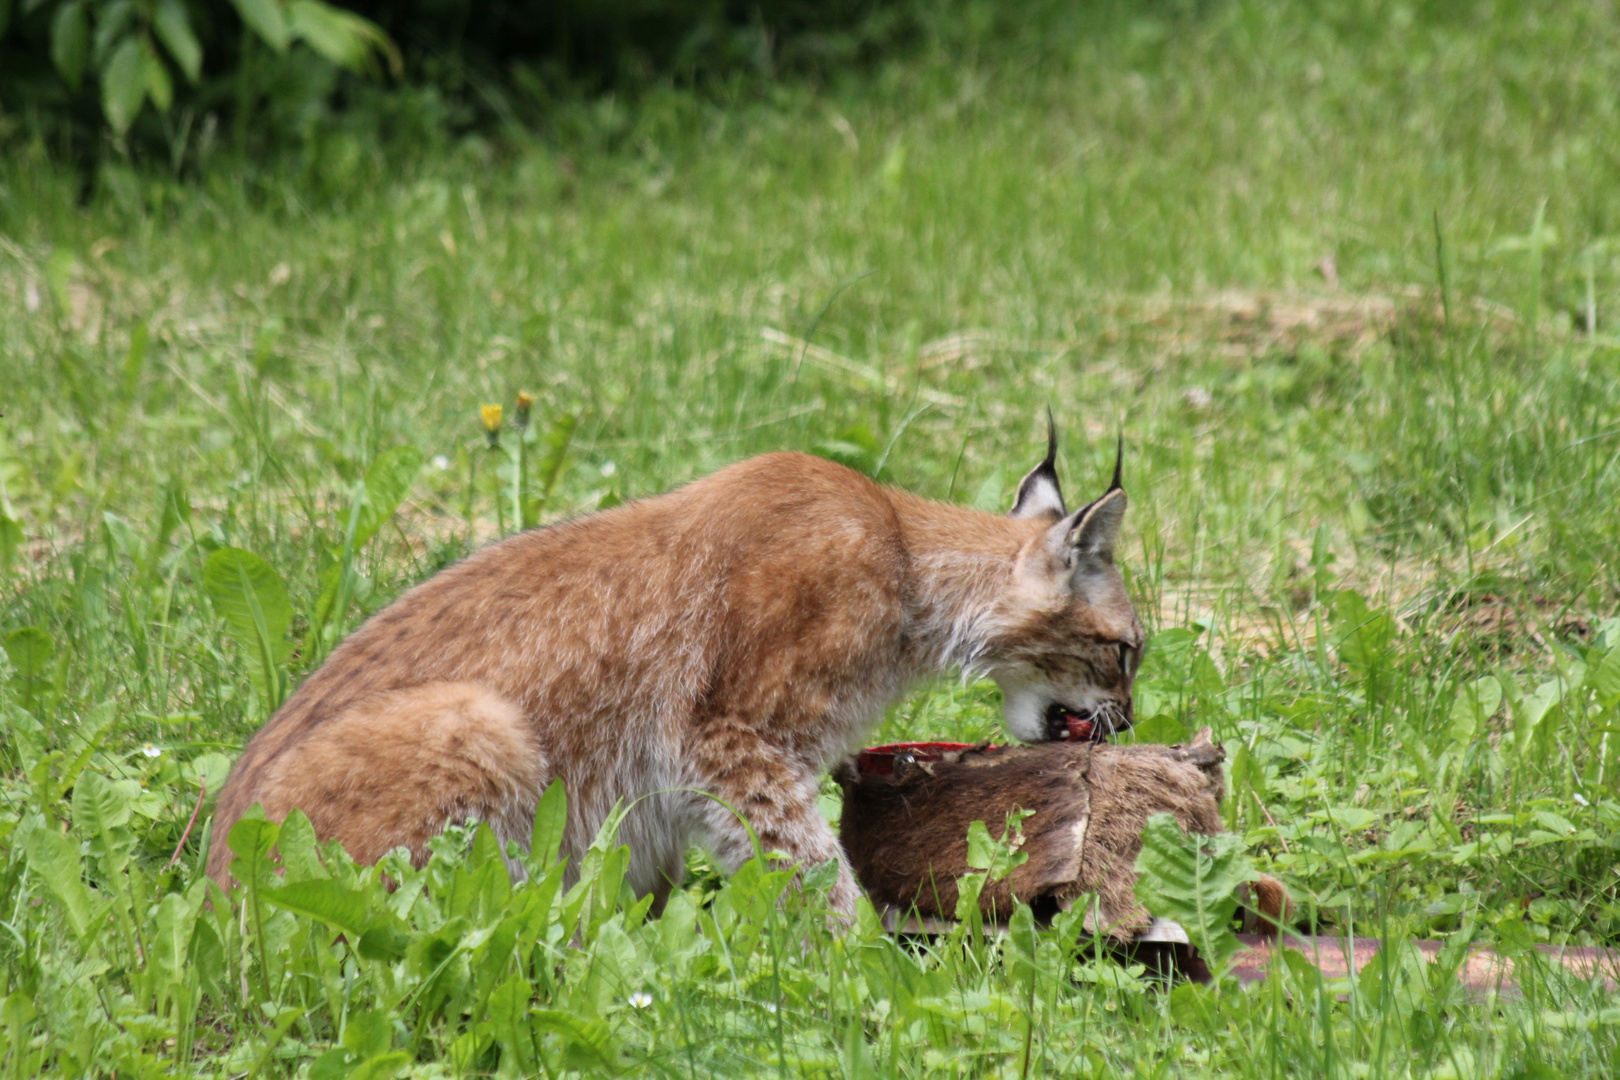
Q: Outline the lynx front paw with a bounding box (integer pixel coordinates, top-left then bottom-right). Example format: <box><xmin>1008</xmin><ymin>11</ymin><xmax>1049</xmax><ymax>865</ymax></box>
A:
<box><xmin>825</xmin><ymin>868</ymin><xmax>862</xmax><ymax>923</ymax></box>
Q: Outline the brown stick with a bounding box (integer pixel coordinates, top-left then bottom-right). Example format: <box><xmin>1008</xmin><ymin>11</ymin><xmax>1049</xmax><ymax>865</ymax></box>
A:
<box><xmin>166</xmin><ymin>779</ymin><xmax>206</xmax><ymax>871</ymax></box>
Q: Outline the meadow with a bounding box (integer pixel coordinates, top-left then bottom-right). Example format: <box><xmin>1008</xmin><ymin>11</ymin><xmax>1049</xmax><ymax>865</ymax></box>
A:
<box><xmin>3</xmin><ymin>0</ymin><xmax>1620</xmax><ymax>1075</ymax></box>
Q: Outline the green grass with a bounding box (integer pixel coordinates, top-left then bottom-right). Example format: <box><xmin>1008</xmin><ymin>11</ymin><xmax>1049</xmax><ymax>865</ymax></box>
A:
<box><xmin>4</xmin><ymin>0</ymin><xmax>1620</xmax><ymax>1075</ymax></box>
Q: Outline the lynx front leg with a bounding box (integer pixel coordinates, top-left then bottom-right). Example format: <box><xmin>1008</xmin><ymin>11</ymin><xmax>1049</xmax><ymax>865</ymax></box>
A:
<box><xmin>692</xmin><ymin>719</ymin><xmax>860</xmax><ymax>917</ymax></box>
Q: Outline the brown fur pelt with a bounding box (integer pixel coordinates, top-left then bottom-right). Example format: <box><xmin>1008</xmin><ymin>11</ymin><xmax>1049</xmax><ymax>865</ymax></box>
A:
<box><xmin>836</xmin><ymin>728</ymin><xmax>1229</xmax><ymax>939</ymax></box>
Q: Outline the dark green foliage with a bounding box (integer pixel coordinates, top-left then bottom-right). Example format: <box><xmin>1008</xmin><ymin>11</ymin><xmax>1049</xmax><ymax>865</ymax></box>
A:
<box><xmin>0</xmin><ymin>0</ymin><xmax>943</xmax><ymax>167</ymax></box>
<box><xmin>0</xmin><ymin>0</ymin><xmax>396</xmax><ymax>161</ymax></box>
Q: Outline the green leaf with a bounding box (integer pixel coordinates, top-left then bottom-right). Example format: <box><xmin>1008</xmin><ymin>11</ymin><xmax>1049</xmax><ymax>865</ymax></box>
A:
<box><xmin>142</xmin><ymin>38</ymin><xmax>173</xmax><ymax>111</ymax></box>
<box><xmin>357</xmin><ymin>925</ymin><xmax>410</xmax><ymax>961</ymax></box>
<box><xmin>1590</xmin><ymin>646</ymin><xmax>1620</xmax><ymax>707</ymax></box>
<box><xmin>353</xmin><ymin>445</ymin><xmax>423</xmax><ymax>549</ymax></box>
<box><xmin>1532</xmin><ymin>810</ymin><xmax>1577</xmax><ymax>836</ymax></box>
<box><xmin>151</xmin><ymin>889</ymin><xmax>200</xmax><ymax>989</ymax></box>
<box><xmin>531</xmin><ymin>412</ymin><xmax>577</xmax><ymax>516</ymax></box>
<box><xmin>226</xmin><ymin>814</ymin><xmax>280</xmax><ymax>889</ymax></box>
<box><xmin>308</xmin><ymin>1048</ymin><xmax>358</xmax><ymax>1080</ymax></box>
<box><xmin>1134</xmin><ymin>813</ymin><xmax>1252</xmax><ymax>976</ymax></box>
<box><xmin>21</xmin><ymin>818</ymin><xmax>102</xmax><ymax>939</ymax></box>
<box><xmin>347</xmin><ymin>1052</ymin><xmax>410</xmax><ymax>1080</ymax></box>
<box><xmin>101</xmin><ymin>36</ymin><xmax>147</xmax><ymax>135</ymax></box>
<box><xmin>0</xmin><ymin>0</ymin><xmax>13</xmax><ymax>41</ymax></box>
<box><xmin>287</xmin><ymin>0</ymin><xmax>398</xmax><ymax>74</ymax></box>
<box><xmin>1321</xmin><ymin>806</ymin><xmax>1379</xmax><ymax>831</ymax></box>
<box><xmin>231</xmin><ymin>0</ymin><xmax>290</xmax><ymax>51</ymax></box>
<box><xmin>964</xmin><ymin>813</ymin><xmax>1029</xmax><ymax>879</ymax></box>
<box><xmin>50</xmin><ymin>1</ymin><xmax>89</xmax><ymax>89</ymax></box>
<box><xmin>1331</xmin><ymin>590</ymin><xmax>1396</xmax><ymax>674</ymax></box>
<box><xmin>529</xmin><ymin>1009</ymin><xmax>617</xmax><ymax>1072</ymax></box>
<box><xmin>3</xmin><ymin>626</ymin><xmax>53</xmax><ymax>682</ymax></box>
<box><xmin>202</xmin><ymin>547</ymin><xmax>292</xmax><ymax>711</ymax></box>
<box><xmin>261</xmin><ymin>878</ymin><xmax>375</xmax><ymax>940</ymax></box>
<box><xmin>489</xmin><ymin>977</ymin><xmax>536</xmax><ymax>1074</ymax></box>
<box><xmin>1449</xmin><ymin>675</ymin><xmax>1502</xmax><ymax>743</ymax></box>
<box><xmin>969</xmin><ymin>467</ymin><xmax>1007</xmax><ymax>511</ymax></box>
<box><xmin>72</xmin><ymin>770</ymin><xmax>133</xmax><ymax>838</ymax></box>
<box><xmin>276</xmin><ymin>809</ymin><xmax>330</xmax><ymax>882</ymax></box>
<box><xmin>529</xmin><ymin>779</ymin><xmax>568</xmax><ymax>869</ymax></box>
<box><xmin>1127</xmin><ymin>713</ymin><xmax>1186</xmax><ymax>746</ymax></box>
<box><xmin>4</xmin><ymin>627</ymin><xmax>54</xmax><ymax>713</ymax></box>
<box><xmin>964</xmin><ymin>819</ymin><xmax>1000</xmax><ymax>871</ymax></box>
<box><xmin>1514</xmin><ymin>677</ymin><xmax>1566</xmax><ymax>756</ymax></box>
<box><xmin>91</xmin><ymin>1</ymin><xmax>137</xmax><ymax>60</ymax></box>
<box><xmin>0</xmin><ymin>515</ymin><xmax>21</xmax><ymax>576</ymax></box>
<box><xmin>342</xmin><ymin>1009</ymin><xmax>393</xmax><ymax>1058</ymax></box>
<box><xmin>812</xmin><ymin>424</ymin><xmax>879</xmax><ymax>476</ymax></box>
<box><xmin>153</xmin><ymin>0</ymin><xmax>201</xmax><ymax>82</ymax></box>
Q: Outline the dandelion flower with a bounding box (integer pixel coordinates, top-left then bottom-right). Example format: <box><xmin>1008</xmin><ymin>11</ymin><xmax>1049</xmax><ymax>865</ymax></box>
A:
<box><xmin>629</xmin><ymin>991</ymin><xmax>652</xmax><ymax>1009</ymax></box>
<box><xmin>481</xmin><ymin>404</ymin><xmax>503</xmax><ymax>447</ymax></box>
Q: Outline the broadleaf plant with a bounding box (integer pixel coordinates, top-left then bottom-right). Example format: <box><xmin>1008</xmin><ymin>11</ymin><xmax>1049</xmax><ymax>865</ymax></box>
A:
<box><xmin>17</xmin><ymin>0</ymin><xmax>399</xmax><ymax>134</ymax></box>
<box><xmin>1133</xmin><ymin>812</ymin><xmax>1253</xmax><ymax>976</ymax></box>
<box><xmin>202</xmin><ymin>546</ymin><xmax>293</xmax><ymax>713</ymax></box>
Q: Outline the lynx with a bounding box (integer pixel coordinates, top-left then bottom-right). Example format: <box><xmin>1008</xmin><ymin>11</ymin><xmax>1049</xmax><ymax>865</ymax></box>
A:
<box><xmin>207</xmin><ymin>423</ymin><xmax>1143</xmax><ymax>915</ymax></box>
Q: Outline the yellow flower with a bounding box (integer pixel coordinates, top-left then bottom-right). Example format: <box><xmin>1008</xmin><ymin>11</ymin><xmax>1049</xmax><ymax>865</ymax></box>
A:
<box><xmin>480</xmin><ymin>404</ymin><xmax>503</xmax><ymax>432</ymax></box>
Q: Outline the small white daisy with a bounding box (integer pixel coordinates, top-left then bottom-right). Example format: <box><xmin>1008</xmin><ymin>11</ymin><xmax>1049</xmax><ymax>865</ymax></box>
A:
<box><xmin>763</xmin><ymin>1002</ymin><xmax>778</xmax><ymax>1014</ymax></box>
<box><xmin>431</xmin><ymin>455</ymin><xmax>450</xmax><ymax>471</ymax></box>
<box><xmin>601</xmin><ymin>461</ymin><xmax>617</xmax><ymax>477</ymax></box>
<box><xmin>1574</xmin><ymin>792</ymin><xmax>1590</xmax><ymax>807</ymax></box>
<box><xmin>141</xmin><ymin>744</ymin><xmax>162</xmax><ymax>758</ymax></box>
<box><xmin>628</xmin><ymin>991</ymin><xmax>652</xmax><ymax>1009</ymax></box>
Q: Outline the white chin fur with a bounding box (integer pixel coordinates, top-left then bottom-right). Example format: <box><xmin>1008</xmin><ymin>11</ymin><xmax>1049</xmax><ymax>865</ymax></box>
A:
<box><xmin>994</xmin><ymin>679</ymin><xmax>1053</xmax><ymax>743</ymax></box>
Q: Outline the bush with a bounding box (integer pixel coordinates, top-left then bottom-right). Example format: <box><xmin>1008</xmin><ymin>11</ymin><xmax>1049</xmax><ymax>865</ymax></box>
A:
<box><xmin>0</xmin><ymin>0</ymin><xmax>932</xmax><ymax>168</ymax></box>
<box><xmin>0</xmin><ymin>1</ymin><xmax>395</xmax><ymax>151</ymax></box>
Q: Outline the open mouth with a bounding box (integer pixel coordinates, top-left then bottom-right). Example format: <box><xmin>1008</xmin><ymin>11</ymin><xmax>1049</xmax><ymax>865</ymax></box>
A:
<box><xmin>1044</xmin><ymin>702</ymin><xmax>1110</xmax><ymax>743</ymax></box>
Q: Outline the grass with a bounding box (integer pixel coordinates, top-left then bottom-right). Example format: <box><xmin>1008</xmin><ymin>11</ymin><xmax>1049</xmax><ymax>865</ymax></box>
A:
<box><xmin>3</xmin><ymin>0</ymin><xmax>1620</xmax><ymax>1075</ymax></box>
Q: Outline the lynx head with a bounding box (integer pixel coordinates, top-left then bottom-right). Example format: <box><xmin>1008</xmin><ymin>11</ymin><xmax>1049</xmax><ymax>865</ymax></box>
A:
<box><xmin>984</xmin><ymin>419</ymin><xmax>1143</xmax><ymax>744</ymax></box>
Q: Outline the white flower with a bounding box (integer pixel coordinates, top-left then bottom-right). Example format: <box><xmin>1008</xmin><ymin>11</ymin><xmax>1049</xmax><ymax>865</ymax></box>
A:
<box><xmin>431</xmin><ymin>455</ymin><xmax>450</xmax><ymax>471</ymax></box>
<box><xmin>1574</xmin><ymin>792</ymin><xmax>1590</xmax><ymax>807</ymax></box>
<box><xmin>762</xmin><ymin>1002</ymin><xmax>778</xmax><ymax>1014</ymax></box>
<box><xmin>141</xmin><ymin>744</ymin><xmax>162</xmax><ymax>758</ymax></box>
<box><xmin>628</xmin><ymin>991</ymin><xmax>652</xmax><ymax>1009</ymax></box>
<box><xmin>600</xmin><ymin>461</ymin><xmax>617</xmax><ymax>477</ymax></box>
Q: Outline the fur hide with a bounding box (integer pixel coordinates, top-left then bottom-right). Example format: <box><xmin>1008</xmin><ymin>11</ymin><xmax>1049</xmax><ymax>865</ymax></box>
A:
<box><xmin>836</xmin><ymin>728</ymin><xmax>1228</xmax><ymax>939</ymax></box>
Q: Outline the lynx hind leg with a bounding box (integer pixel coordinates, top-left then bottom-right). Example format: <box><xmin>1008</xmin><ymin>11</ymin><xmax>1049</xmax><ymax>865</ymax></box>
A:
<box><xmin>251</xmin><ymin>682</ymin><xmax>547</xmax><ymax>874</ymax></box>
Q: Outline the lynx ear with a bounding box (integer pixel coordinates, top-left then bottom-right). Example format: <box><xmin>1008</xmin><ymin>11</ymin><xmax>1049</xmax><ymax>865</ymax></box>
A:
<box><xmin>1066</xmin><ymin>488</ymin><xmax>1127</xmax><ymax>562</ymax></box>
<box><xmin>1009</xmin><ymin>410</ymin><xmax>1066</xmax><ymax>520</ymax></box>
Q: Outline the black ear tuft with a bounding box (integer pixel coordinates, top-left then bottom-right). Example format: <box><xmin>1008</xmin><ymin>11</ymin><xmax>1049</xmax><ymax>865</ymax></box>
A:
<box><xmin>1009</xmin><ymin>408</ymin><xmax>1066</xmax><ymax>520</ymax></box>
<box><xmin>1108</xmin><ymin>433</ymin><xmax>1124</xmax><ymax>493</ymax></box>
